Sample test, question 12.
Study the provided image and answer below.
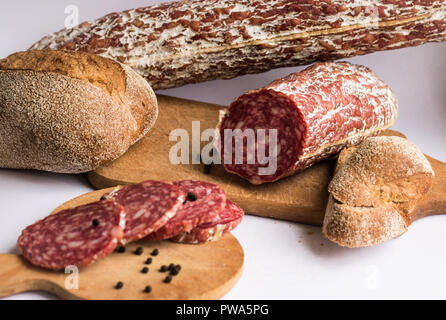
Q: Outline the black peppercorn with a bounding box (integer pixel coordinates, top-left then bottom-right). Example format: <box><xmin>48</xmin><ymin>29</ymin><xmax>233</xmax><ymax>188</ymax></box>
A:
<box><xmin>203</xmin><ymin>163</ymin><xmax>213</xmax><ymax>174</ymax></box>
<box><xmin>160</xmin><ymin>265</ymin><xmax>168</xmax><ymax>272</ymax></box>
<box><xmin>116</xmin><ymin>246</ymin><xmax>126</xmax><ymax>253</ymax></box>
<box><xmin>187</xmin><ymin>192</ymin><xmax>198</xmax><ymax>201</ymax></box>
<box><xmin>170</xmin><ymin>268</ymin><xmax>179</xmax><ymax>276</ymax></box>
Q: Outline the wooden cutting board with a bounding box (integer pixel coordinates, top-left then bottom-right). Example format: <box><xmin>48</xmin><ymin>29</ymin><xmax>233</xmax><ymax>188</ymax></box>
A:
<box><xmin>0</xmin><ymin>188</ymin><xmax>244</xmax><ymax>300</ymax></box>
<box><xmin>89</xmin><ymin>95</ymin><xmax>446</xmax><ymax>225</ymax></box>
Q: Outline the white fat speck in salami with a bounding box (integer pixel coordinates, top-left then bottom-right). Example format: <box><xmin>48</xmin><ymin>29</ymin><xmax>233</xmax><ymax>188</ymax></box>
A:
<box><xmin>171</xmin><ymin>200</ymin><xmax>244</xmax><ymax>244</ymax></box>
<box><xmin>218</xmin><ymin>61</ymin><xmax>398</xmax><ymax>184</ymax></box>
<box><xmin>104</xmin><ymin>180</ymin><xmax>185</xmax><ymax>244</ymax></box>
<box><xmin>17</xmin><ymin>200</ymin><xmax>125</xmax><ymax>271</ymax></box>
<box><xmin>147</xmin><ymin>180</ymin><xmax>227</xmax><ymax>241</ymax></box>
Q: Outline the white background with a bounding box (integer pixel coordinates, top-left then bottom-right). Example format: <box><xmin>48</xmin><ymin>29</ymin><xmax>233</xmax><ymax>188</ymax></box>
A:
<box><xmin>0</xmin><ymin>1</ymin><xmax>445</xmax><ymax>300</ymax></box>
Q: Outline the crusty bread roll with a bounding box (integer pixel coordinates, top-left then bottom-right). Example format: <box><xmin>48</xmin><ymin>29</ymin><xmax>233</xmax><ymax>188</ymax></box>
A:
<box><xmin>0</xmin><ymin>50</ymin><xmax>157</xmax><ymax>173</ymax></box>
<box><xmin>323</xmin><ymin>136</ymin><xmax>434</xmax><ymax>248</ymax></box>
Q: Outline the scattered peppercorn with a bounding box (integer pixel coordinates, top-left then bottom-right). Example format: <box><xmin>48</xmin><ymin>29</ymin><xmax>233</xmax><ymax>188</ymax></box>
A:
<box><xmin>151</xmin><ymin>249</ymin><xmax>159</xmax><ymax>256</ymax></box>
<box><xmin>187</xmin><ymin>192</ymin><xmax>198</xmax><ymax>201</ymax></box>
<box><xmin>145</xmin><ymin>257</ymin><xmax>152</xmax><ymax>265</ymax></box>
<box><xmin>115</xmin><ymin>281</ymin><xmax>124</xmax><ymax>289</ymax></box>
<box><xmin>170</xmin><ymin>268</ymin><xmax>179</xmax><ymax>276</ymax></box>
<box><xmin>141</xmin><ymin>267</ymin><xmax>149</xmax><ymax>274</ymax></box>
<box><xmin>134</xmin><ymin>247</ymin><xmax>144</xmax><ymax>255</ymax></box>
<box><xmin>160</xmin><ymin>265</ymin><xmax>168</xmax><ymax>272</ymax></box>
<box><xmin>203</xmin><ymin>163</ymin><xmax>213</xmax><ymax>174</ymax></box>
<box><xmin>168</xmin><ymin>263</ymin><xmax>175</xmax><ymax>270</ymax></box>
<box><xmin>144</xmin><ymin>285</ymin><xmax>152</xmax><ymax>293</ymax></box>
<box><xmin>171</xmin><ymin>265</ymin><xmax>181</xmax><ymax>276</ymax></box>
<box><xmin>92</xmin><ymin>219</ymin><xmax>100</xmax><ymax>227</ymax></box>
<box><xmin>116</xmin><ymin>246</ymin><xmax>126</xmax><ymax>253</ymax></box>
<box><xmin>164</xmin><ymin>275</ymin><xmax>172</xmax><ymax>283</ymax></box>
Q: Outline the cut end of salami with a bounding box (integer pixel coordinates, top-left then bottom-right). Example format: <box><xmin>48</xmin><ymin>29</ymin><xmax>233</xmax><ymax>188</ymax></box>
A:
<box><xmin>219</xmin><ymin>61</ymin><xmax>398</xmax><ymax>184</ymax></box>
<box><xmin>147</xmin><ymin>180</ymin><xmax>227</xmax><ymax>241</ymax></box>
<box><xmin>17</xmin><ymin>200</ymin><xmax>125</xmax><ymax>271</ymax></box>
<box><xmin>171</xmin><ymin>200</ymin><xmax>244</xmax><ymax>244</ymax></box>
<box><xmin>104</xmin><ymin>180</ymin><xmax>185</xmax><ymax>244</ymax></box>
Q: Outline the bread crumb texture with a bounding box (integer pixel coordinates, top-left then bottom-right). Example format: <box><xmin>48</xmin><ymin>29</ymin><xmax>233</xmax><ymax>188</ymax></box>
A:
<box><xmin>0</xmin><ymin>50</ymin><xmax>157</xmax><ymax>173</ymax></box>
<box><xmin>323</xmin><ymin>136</ymin><xmax>434</xmax><ymax>248</ymax></box>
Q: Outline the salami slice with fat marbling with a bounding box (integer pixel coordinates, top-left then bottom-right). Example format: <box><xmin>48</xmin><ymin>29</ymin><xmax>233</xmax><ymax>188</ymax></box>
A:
<box><xmin>104</xmin><ymin>180</ymin><xmax>185</xmax><ymax>244</ymax></box>
<box><xmin>171</xmin><ymin>200</ymin><xmax>244</xmax><ymax>244</ymax></box>
<box><xmin>147</xmin><ymin>180</ymin><xmax>227</xmax><ymax>241</ymax></box>
<box><xmin>17</xmin><ymin>200</ymin><xmax>126</xmax><ymax>271</ymax></box>
<box><xmin>218</xmin><ymin>61</ymin><xmax>398</xmax><ymax>184</ymax></box>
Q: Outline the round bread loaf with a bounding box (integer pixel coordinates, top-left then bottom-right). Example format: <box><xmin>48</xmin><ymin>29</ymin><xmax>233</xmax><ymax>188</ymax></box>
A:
<box><xmin>322</xmin><ymin>136</ymin><xmax>435</xmax><ymax>248</ymax></box>
<box><xmin>0</xmin><ymin>50</ymin><xmax>158</xmax><ymax>173</ymax></box>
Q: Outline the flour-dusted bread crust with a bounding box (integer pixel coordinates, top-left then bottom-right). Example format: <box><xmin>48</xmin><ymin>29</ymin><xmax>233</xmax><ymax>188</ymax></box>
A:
<box><xmin>324</xmin><ymin>197</ymin><xmax>408</xmax><ymax>248</ymax></box>
<box><xmin>323</xmin><ymin>136</ymin><xmax>434</xmax><ymax>248</ymax></box>
<box><xmin>0</xmin><ymin>50</ymin><xmax>157</xmax><ymax>173</ymax></box>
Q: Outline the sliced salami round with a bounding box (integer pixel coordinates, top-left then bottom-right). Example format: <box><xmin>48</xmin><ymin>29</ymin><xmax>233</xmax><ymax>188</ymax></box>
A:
<box><xmin>147</xmin><ymin>180</ymin><xmax>227</xmax><ymax>241</ymax></box>
<box><xmin>171</xmin><ymin>200</ymin><xmax>244</xmax><ymax>244</ymax></box>
<box><xmin>17</xmin><ymin>200</ymin><xmax>125</xmax><ymax>271</ymax></box>
<box><xmin>104</xmin><ymin>180</ymin><xmax>185</xmax><ymax>244</ymax></box>
<box><xmin>218</xmin><ymin>62</ymin><xmax>398</xmax><ymax>184</ymax></box>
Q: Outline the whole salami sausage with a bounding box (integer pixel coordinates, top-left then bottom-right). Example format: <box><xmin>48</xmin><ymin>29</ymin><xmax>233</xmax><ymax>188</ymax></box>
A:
<box><xmin>17</xmin><ymin>200</ymin><xmax>126</xmax><ymax>271</ymax></box>
<box><xmin>147</xmin><ymin>180</ymin><xmax>227</xmax><ymax>241</ymax></box>
<box><xmin>171</xmin><ymin>200</ymin><xmax>244</xmax><ymax>244</ymax></box>
<box><xmin>29</xmin><ymin>0</ymin><xmax>446</xmax><ymax>90</ymax></box>
<box><xmin>104</xmin><ymin>180</ymin><xmax>185</xmax><ymax>244</ymax></box>
<box><xmin>218</xmin><ymin>61</ymin><xmax>398</xmax><ymax>184</ymax></box>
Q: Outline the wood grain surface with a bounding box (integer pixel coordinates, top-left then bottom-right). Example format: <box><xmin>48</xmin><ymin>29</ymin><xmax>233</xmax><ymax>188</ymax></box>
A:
<box><xmin>89</xmin><ymin>95</ymin><xmax>446</xmax><ymax>225</ymax></box>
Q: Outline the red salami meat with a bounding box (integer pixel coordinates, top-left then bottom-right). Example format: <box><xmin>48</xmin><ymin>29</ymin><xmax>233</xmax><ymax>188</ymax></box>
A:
<box><xmin>147</xmin><ymin>180</ymin><xmax>227</xmax><ymax>241</ymax></box>
<box><xmin>171</xmin><ymin>200</ymin><xmax>244</xmax><ymax>244</ymax></box>
<box><xmin>17</xmin><ymin>200</ymin><xmax>125</xmax><ymax>271</ymax></box>
<box><xmin>105</xmin><ymin>180</ymin><xmax>185</xmax><ymax>244</ymax></box>
<box><xmin>218</xmin><ymin>61</ymin><xmax>399</xmax><ymax>184</ymax></box>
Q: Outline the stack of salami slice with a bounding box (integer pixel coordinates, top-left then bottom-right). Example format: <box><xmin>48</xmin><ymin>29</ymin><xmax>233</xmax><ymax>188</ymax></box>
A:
<box><xmin>17</xmin><ymin>180</ymin><xmax>244</xmax><ymax>271</ymax></box>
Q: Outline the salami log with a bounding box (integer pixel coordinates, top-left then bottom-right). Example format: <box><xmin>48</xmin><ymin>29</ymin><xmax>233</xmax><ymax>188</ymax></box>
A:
<box><xmin>147</xmin><ymin>180</ymin><xmax>227</xmax><ymax>241</ymax></box>
<box><xmin>218</xmin><ymin>61</ymin><xmax>398</xmax><ymax>184</ymax></box>
<box><xmin>29</xmin><ymin>0</ymin><xmax>446</xmax><ymax>90</ymax></box>
<box><xmin>17</xmin><ymin>200</ymin><xmax>125</xmax><ymax>271</ymax></box>
<box><xmin>104</xmin><ymin>180</ymin><xmax>185</xmax><ymax>244</ymax></box>
<box><xmin>171</xmin><ymin>200</ymin><xmax>244</xmax><ymax>244</ymax></box>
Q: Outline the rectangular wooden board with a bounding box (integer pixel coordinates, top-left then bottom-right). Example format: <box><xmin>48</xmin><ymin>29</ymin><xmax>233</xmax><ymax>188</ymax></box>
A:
<box><xmin>88</xmin><ymin>95</ymin><xmax>420</xmax><ymax>225</ymax></box>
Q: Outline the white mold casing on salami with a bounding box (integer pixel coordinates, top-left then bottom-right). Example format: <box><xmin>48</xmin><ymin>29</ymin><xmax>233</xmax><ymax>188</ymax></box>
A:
<box><xmin>29</xmin><ymin>0</ymin><xmax>446</xmax><ymax>90</ymax></box>
<box><xmin>218</xmin><ymin>61</ymin><xmax>398</xmax><ymax>184</ymax></box>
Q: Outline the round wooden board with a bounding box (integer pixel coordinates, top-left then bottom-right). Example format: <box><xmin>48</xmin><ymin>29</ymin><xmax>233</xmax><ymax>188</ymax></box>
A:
<box><xmin>0</xmin><ymin>189</ymin><xmax>244</xmax><ymax>300</ymax></box>
<box><xmin>51</xmin><ymin>188</ymin><xmax>244</xmax><ymax>300</ymax></box>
